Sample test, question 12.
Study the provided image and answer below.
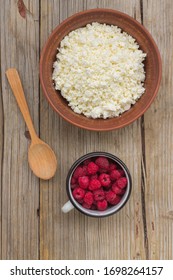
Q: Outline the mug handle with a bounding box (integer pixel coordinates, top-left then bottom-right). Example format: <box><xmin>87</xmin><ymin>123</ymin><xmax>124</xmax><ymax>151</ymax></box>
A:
<box><xmin>62</xmin><ymin>200</ymin><xmax>74</xmax><ymax>213</ymax></box>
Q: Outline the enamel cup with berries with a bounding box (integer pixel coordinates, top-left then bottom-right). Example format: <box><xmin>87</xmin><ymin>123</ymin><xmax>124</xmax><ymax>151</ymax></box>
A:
<box><xmin>62</xmin><ymin>152</ymin><xmax>132</xmax><ymax>218</ymax></box>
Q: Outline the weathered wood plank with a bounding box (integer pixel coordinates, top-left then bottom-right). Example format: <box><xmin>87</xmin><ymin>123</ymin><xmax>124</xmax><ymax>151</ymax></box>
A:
<box><xmin>40</xmin><ymin>0</ymin><xmax>86</xmax><ymax>260</ymax></box>
<box><xmin>142</xmin><ymin>0</ymin><xmax>173</xmax><ymax>259</ymax></box>
<box><xmin>40</xmin><ymin>0</ymin><xmax>61</xmax><ymax>261</ymax></box>
<box><xmin>0</xmin><ymin>50</ymin><xmax>3</xmax><ymax>260</ymax></box>
<box><xmin>40</xmin><ymin>0</ymin><xmax>146</xmax><ymax>260</ymax></box>
<box><xmin>0</xmin><ymin>0</ymin><xmax>40</xmax><ymax>259</ymax></box>
<box><xmin>0</xmin><ymin>0</ymin><xmax>171</xmax><ymax>260</ymax></box>
<box><xmin>84</xmin><ymin>0</ymin><xmax>145</xmax><ymax>260</ymax></box>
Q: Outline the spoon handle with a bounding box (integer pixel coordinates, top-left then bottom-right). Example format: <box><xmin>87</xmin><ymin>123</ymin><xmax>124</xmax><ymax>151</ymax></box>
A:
<box><xmin>6</xmin><ymin>68</ymin><xmax>38</xmax><ymax>142</ymax></box>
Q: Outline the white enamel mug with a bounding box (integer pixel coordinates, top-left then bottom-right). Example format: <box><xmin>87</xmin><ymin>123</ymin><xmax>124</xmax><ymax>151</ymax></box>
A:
<box><xmin>62</xmin><ymin>152</ymin><xmax>132</xmax><ymax>218</ymax></box>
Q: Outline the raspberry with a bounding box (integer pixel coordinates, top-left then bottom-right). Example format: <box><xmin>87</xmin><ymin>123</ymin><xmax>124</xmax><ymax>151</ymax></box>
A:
<box><xmin>93</xmin><ymin>189</ymin><xmax>105</xmax><ymax>201</ymax></box>
<box><xmin>111</xmin><ymin>195</ymin><xmax>121</xmax><ymax>205</ymax></box>
<box><xmin>82</xmin><ymin>202</ymin><xmax>91</xmax><ymax>209</ymax></box>
<box><xmin>90</xmin><ymin>204</ymin><xmax>97</xmax><ymax>210</ymax></box>
<box><xmin>77</xmin><ymin>198</ymin><xmax>84</xmax><ymax>204</ymax></box>
<box><xmin>71</xmin><ymin>176</ymin><xmax>78</xmax><ymax>189</ymax></box>
<box><xmin>112</xmin><ymin>183</ymin><xmax>124</xmax><ymax>195</ymax></box>
<box><xmin>119</xmin><ymin>169</ymin><xmax>125</xmax><ymax>176</ymax></box>
<box><xmin>73</xmin><ymin>166</ymin><xmax>84</xmax><ymax>179</ymax></box>
<box><xmin>98</xmin><ymin>168</ymin><xmax>108</xmax><ymax>174</ymax></box>
<box><xmin>105</xmin><ymin>190</ymin><xmax>117</xmax><ymax>204</ymax></box>
<box><xmin>95</xmin><ymin>157</ymin><xmax>109</xmax><ymax>170</ymax></box>
<box><xmin>72</xmin><ymin>187</ymin><xmax>85</xmax><ymax>201</ymax></box>
<box><xmin>116</xmin><ymin>177</ymin><xmax>127</xmax><ymax>189</ymax></box>
<box><xmin>99</xmin><ymin>173</ymin><xmax>111</xmax><ymax>187</ymax></box>
<box><xmin>109</xmin><ymin>163</ymin><xmax>117</xmax><ymax>171</ymax></box>
<box><xmin>78</xmin><ymin>176</ymin><xmax>89</xmax><ymax>189</ymax></box>
<box><xmin>105</xmin><ymin>190</ymin><xmax>121</xmax><ymax>205</ymax></box>
<box><xmin>84</xmin><ymin>192</ymin><xmax>94</xmax><ymax>205</ymax></box>
<box><xmin>71</xmin><ymin>183</ymin><xmax>78</xmax><ymax>190</ymax></box>
<box><xmin>83</xmin><ymin>159</ymin><xmax>91</xmax><ymax>166</ymax></box>
<box><xmin>92</xmin><ymin>199</ymin><xmax>97</xmax><ymax>205</ymax></box>
<box><xmin>97</xmin><ymin>200</ymin><xmax>108</xmax><ymax>211</ymax></box>
<box><xmin>90</xmin><ymin>174</ymin><xmax>98</xmax><ymax>180</ymax></box>
<box><xmin>72</xmin><ymin>158</ymin><xmax>127</xmax><ymax>212</ymax></box>
<box><xmin>71</xmin><ymin>177</ymin><xmax>76</xmax><ymax>184</ymax></box>
<box><xmin>89</xmin><ymin>179</ymin><xmax>101</xmax><ymax>191</ymax></box>
<box><xmin>110</xmin><ymin>169</ymin><xmax>121</xmax><ymax>181</ymax></box>
<box><xmin>87</xmin><ymin>162</ymin><xmax>99</xmax><ymax>174</ymax></box>
<box><xmin>82</xmin><ymin>165</ymin><xmax>88</xmax><ymax>175</ymax></box>
<box><xmin>120</xmin><ymin>189</ymin><xmax>126</xmax><ymax>195</ymax></box>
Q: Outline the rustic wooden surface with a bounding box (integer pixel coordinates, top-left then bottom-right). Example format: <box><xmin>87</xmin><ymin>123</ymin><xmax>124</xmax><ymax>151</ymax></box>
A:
<box><xmin>0</xmin><ymin>0</ymin><xmax>172</xmax><ymax>260</ymax></box>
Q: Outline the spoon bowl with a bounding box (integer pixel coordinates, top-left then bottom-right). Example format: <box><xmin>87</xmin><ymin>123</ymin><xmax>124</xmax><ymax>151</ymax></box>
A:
<box><xmin>28</xmin><ymin>141</ymin><xmax>57</xmax><ymax>180</ymax></box>
<box><xmin>6</xmin><ymin>68</ymin><xmax>57</xmax><ymax>180</ymax></box>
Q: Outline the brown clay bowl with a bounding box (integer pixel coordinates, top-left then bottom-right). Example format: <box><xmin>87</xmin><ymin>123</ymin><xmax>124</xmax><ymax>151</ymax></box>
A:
<box><xmin>40</xmin><ymin>9</ymin><xmax>162</xmax><ymax>131</ymax></box>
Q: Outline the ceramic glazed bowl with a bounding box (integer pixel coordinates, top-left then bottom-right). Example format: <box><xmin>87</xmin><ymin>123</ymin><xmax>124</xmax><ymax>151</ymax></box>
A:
<box><xmin>62</xmin><ymin>152</ymin><xmax>132</xmax><ymax>218</ymax></box>
<box><xmin>40</xmin><ymin>9</ymin><xmax>162</xmax><ymax>131</ymax></box>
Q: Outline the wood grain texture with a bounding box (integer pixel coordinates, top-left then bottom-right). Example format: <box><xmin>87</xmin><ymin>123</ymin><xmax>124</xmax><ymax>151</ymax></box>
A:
<box><xmin>0</xmin><ymin>0</ymin><xmax>40</xmax><ymax>259</ymax></box>
<box><xmin>0</xmin><ymin>0</ymin><xmax>172</xmax><ymax>260</ymax></box>
<box><xmin>40</xmin><ymin>0</ymin><xmax>145</xmax><ymax>260</ymax></box>
<box><xmin>142</xmin><ymin>0</ymin><xmax>173</xmax><ymax>259</ymax></box>
<box><xmin>0</xmin><ymin>38</ymin><xmax>3</xmax><ymax>260</ymax></box>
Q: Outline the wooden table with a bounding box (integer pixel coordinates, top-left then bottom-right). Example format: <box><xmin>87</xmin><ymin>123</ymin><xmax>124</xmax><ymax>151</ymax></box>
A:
<box><xmin>0</xmin><ymin>0</ymin><xmax>172</xmax><ymax>260</ymax></box>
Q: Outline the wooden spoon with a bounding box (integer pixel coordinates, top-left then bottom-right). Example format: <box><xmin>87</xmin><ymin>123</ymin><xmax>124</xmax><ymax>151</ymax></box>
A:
<box><xmin>6</xmin><ymin>68</ymin><xmax>57</xmax><ymax>180</ymax></box>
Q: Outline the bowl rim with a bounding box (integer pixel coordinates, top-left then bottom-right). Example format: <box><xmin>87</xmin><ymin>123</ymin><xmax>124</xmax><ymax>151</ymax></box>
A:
<box><xmin>40</xmin><ymin>8</ymin><xmax>162</xmax><ymax>131</ymax></box>
<box><xmin>66</xmin><ymin>152</ymin><xmax>132</xmax><ymax>218</ymax></box>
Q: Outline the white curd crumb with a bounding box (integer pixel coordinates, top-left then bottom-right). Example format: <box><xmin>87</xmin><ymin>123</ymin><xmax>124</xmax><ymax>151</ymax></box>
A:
<box><xmin>52</xmin><ymin>22</ymin><xmax>146</xmax><ymax>119</ymax></box>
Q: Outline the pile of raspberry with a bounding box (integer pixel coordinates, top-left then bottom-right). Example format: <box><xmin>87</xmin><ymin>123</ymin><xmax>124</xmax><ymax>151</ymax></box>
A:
<box><xmin>71</xmin><ymin>156</ymin><xmax>127</xmax><ymax>211</ymax></box>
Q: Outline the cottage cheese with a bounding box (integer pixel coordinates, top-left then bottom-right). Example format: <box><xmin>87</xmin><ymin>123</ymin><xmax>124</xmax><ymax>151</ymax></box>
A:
<box><xmin>52</xmin><ymin>22</ymin><xmax>146</xmax><ymax>119</ymax></box>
